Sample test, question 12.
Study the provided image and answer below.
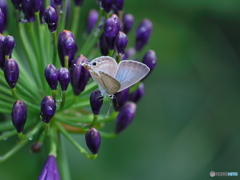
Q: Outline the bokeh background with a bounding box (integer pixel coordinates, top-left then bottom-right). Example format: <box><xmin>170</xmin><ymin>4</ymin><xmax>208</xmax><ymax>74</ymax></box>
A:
<box><xmin>1</xmin><ymin>0</ymin><xmax>240</xmax><ymax>179</ymax></box>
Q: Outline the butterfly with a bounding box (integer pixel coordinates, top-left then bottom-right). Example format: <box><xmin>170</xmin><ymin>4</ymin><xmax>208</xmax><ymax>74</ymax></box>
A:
<box><xmin>82</xmin><ymin>56</ymin><xmax>150</xmax><ymax>98</ymax></box>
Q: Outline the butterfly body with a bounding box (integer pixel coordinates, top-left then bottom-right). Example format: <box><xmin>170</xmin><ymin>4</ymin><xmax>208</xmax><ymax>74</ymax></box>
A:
<box><xmin>82</xmin><ymin>56</ymin><xmax>150</xmax><ymax>97</ymax></box>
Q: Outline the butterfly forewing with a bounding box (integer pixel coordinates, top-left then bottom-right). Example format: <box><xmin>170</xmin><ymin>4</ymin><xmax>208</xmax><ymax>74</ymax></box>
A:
<box><xmin>99</xmin><ymin>71</ymin><xmax>121</xmax><ymax>95</ymax></box>
<box><xmin>91</xmin><ymin>56</ymin><xmax>118</xmax><ymax>78</ymax></box>
<box><xmin>115</xmin><ymin>60</ymin><xmax>150</xmax><ymax>92</ymax></box>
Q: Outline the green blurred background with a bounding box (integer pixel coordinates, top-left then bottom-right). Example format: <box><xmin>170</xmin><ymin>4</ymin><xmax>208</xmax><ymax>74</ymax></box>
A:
<box><xmin>1</xmin><ymin>0</ymin><xmax>240</xmax><ymax>179</ymax></box>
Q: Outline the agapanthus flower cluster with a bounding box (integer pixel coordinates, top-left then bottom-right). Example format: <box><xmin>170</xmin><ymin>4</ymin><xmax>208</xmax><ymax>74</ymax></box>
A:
<box><xmin>0</xmin><ymin>0</ymin><xmax>157</xmax><ymax>178</ymax></box>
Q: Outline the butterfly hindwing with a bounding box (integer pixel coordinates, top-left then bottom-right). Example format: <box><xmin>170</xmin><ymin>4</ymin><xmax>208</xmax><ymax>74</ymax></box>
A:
<box><xmin>99</xmin><ymin>71</ymin><xmax>121</xmax><ymax>95</ymax></box>
<box><xmin>115</xmin><ymin>60</ymin><xmax>150</xmax><ymax>92</ymax></box>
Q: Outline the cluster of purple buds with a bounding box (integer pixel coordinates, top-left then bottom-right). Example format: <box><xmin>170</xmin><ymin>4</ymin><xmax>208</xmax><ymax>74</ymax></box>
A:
<box><xmin>0</xmin><ymin>0</ymin><xmax>157</xmax><ymax>179</ymax></box>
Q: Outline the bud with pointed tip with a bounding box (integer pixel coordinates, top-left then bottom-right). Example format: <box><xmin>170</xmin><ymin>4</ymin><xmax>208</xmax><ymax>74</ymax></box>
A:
<box><xmin>11</xmin><ymin>100</ymin><xmax>28</xmax><ymax>133</ymax></box>
<box><xmin>4</xmin><ymin>58</ymin><xmax>19</xmax><ymax>89</ymax></box>
<box><xmin>142</xmin><ymin>50</ymin><xmax>157</xmax><ymax>71</ymax></box>
<box><xmin>0</xmin><ymin>34</ymin><xmax>5</xmax><ymax>68</ymax></box>
<box><xmin>58</xmin><ymin>30</ymin><xmax>78</xmax><ymax>67</ymax></box>
<box><xmin>135</xmin><ymin>19</ymin><xmax>153</xmax><ymax>51</ymax></box>
<box><xmin>70</xmin><ymin>55</ymin><xmax>90</xmax><ymax>96</ymax></box>
<box><xmin>90</xmin><ymin>90</ymin><xmax>103</xmax><ymax>115</ymax></box>
<box><xmin>113</xmin><ymin>88</ymin><xmax>129</xmax><ymax>111</ymax></box>
<box><xmin>114</xmin><ymin>31</ymin><xmax>128</xmax><ymax>55</ymax></box>
<box><xmin>115</xmin><ymin>102</ymin><xmax>136</xmax><ymax>134</ymax></box>
<box><xmin>58</xmin><ymin>67</ymin><xmax>70</xmax><ymax>91</ymax></box>
<box><xmin>128</xmin><ymin>83</ymin><xmax>144</xmax><ymax>103</ymax></box>
<box><xmin>40</xmin><ymin>96</ymin><xmax>56</xmax><ymax>123</ymax></box>
<box><xmin>87</xmin><ymin>9</ymin><xmax>99</xmax><ymax>34</ymax></box>
<box><xmin>38</xmin><ymin>155</ymin><xmax>60</xmax><ymax>180</ymax></box>
<box><xmin>4</xmin><ymin>35</ymin><xmax>15</xmax><ymax>57</ymax></box>
<box><xmin>104</xmin><ymin>14</ymin><xmax>121</xmax><ymax>50</ymax></box>
<box><xmin>123</xmin><ymin>14</ymin><xmax>134</xmax><ymax>34</ymax></box>
<box><xmin>45</xmin><ymin>64</ymin><xmax>58</xmax><ymax>90</ymax></box>
<box><xmin>85</xmin><ymin>127</ymin><xmax>101</xmax><ymax>154</ymax></box>
<box><xmin>43</xmin><ymin>6</ymin><xmax>58</xmax><ymax>33</ymax></box>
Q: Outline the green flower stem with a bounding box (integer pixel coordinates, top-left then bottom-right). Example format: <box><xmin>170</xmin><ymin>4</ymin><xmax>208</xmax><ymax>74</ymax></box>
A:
<box><xmin>17</xmin><ymin>132</ymin><xmax>27</xmax><ymax>141</ymax></box>
<box><xmin>49</xmin><ymin>128</ymin><xmax>57</xmax><ymax>157</ymax></box>
<box><xmin>108</xmin><ymin>50</ymin><xmax>114</xmax><ymax>57</ymax></box>
<box><xmin>64</xmin><ymin>56</ymin><xmax>69</xmax><ymax>69</ymax></box>
<box><xmin>11</xmin><ymin>88</ymin><xmax>20</xmax><ymax>100</ymax></box>
<box><xmin>44</xmin><ymin>0</ymin><xmax>50</xmax><ymax>6</ymax></box>
<box><xmin>44</xmin><ymin>123</ymin><xmax>50</xmax><ymax>136</ymax></box>
<box><xmin>28</xmin><ymin>22</ymin><xmax>40</xmax><ymax>60</ymax></box>
<box><xmin>0</xmin><ymin>122</ymin><xmax>42</xmax><ymax>163</ymax></box>
<box><xmin>0</xmin><ymin>101</ymin><xmax>12</xmax><ymax>109</ymax></box>
<box><xmin>80</xmin><ymin>8</ymin><xmax>104</xmax><ymax>56</ymax></box>
<box><xmin>18</xmin><ymin>23</ymin><xmax>42</xmax><ymax>89</ymax></box>
<box><xmin>129</xmin><ymin>82</ymin><xmax>140</xmax><ymax>93</ymax></box>
<box><xmin>52</xmin><ymin>31</ymin><xmax>58</xmax><ymax>67</ymax></box>
<box><xmin>57</xmin><ymin>118</ymin><xmax>89</xmax><ymax>130</ymax></box>
<box><xmin>98</xmin><ymin>131</ymin><xmax>116</xmax><ymax>138</ymax></box>
<box><xmin>56</xmin><ymin>122</ymin><xmax>97</xmax><ymax>159</ymax></box>
<box><xmin>58</xmin><ymin>0</ymin><xmax>67</xmax><ymax>32</ymax></box>
<box><xmin>71</xmin><ymin>6</ymin><xmax>81</xmax><ymax>37</ymax></box>
<box><xmin>91</xmin><ymin>115</ymin><xmax>98</xmax><ymax>127</ymax></box>
<box><xmin>52</xmin><ymin>90</ymin><xmax>57</xmax><ymax>100</ymax></box>
<box><xmin>116</xmin><ymin>54</ymin><xmax>122</xmax><ymax>63</ymax></box>
<box><xmin>58</xmin><ymin>135</ymin><xmax>71</xmax><ymax>180</ymax></box>
<box><xmin>60</xmin><ymin>91</ymin><xmax>66</xmax><ymax>109</ymax></box>
<box><xmin>35</xmin><ymin>12</ymin><xmax>47</xmax><ymax>91</ymax></box>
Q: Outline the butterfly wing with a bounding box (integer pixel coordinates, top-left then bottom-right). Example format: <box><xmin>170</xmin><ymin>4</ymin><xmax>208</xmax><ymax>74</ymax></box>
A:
<box><xmin>99</xmin><ymin>71</ymin><xmax>121</xmax><ymax>95</ymax></box>
<box><xmin>90</xmin><ymin>56</ymin><xmax>118</xmax><ymax>77</ymax></box>
<box><xmin>115</xmin><ymin>60</ymin><xmax>150</xmax><ymax>92</ymax></box>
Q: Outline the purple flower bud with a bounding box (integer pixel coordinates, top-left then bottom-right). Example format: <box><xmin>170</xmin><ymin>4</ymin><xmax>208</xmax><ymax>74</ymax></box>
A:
<box><xmin>115</xmin><ymin>102</ymin><xmax>136</xmax><ymax>134</ymax></box>
<box><xmin>114</xmin><ymin>0</ymin><xmax>124</xmax><ymax>11</ymax></box>
<box><xmin>3</xmin><ymin>35</ymin><xmax>15</xmax><ymax>57</ymax></box>
<box><xmin>50</xmin><ymin>0</ymin><xmax>57</xmax><ymax>8</ymax></box>
<box><xmin>31</xmin><ymin>0</ymin><xmax>43</xmax><ymax>12</ymax></box>
<box><xmin>100</xmin><ymin>0</ymin><xmax>113</xmax><ymax>13</ymax></box>
<box><xmin>45</xmin><ymin>64</ymin><xmax>58</xmax><ymax>90</ymax></box>
<box><xmin>54</xmin><ymin>0</ymin><xmax>62</xmax><ymax>6</ymax></box>
<box><xmin>11</xmin><ymin>0</ymin><xmax>22</xmax><ymax>10</ymax></box>
<box><xmin>70</xmin><ymin>55</ymin><xmax>90</xmax><ymax>95</ymax></box>
<box><xmin>87</xmin><ymin>9</ymin><xmax>98</xmax><ymax>34</ymax></box>
<box><xmin>123</xmin><ymin>14</ymin><xmax>134</xmax><ymax>34</ymax></box>
<box><xmin>128</xmin><ymin>83</ymin><xmax>144</xmax><ymax>103</ymax></box>
<box><xmin>99</xmin><ymin>34</ymin><xmax>109</xmax><ymax>55</ymax></box>
<box><xmin>122</xmin><ymin>47</ymin><xmax>135</xmax><ymax>60</ymax></box>
<box><xmin>58</xmin><ymin>30</ymin><xmax>78</xmax><ymax>67</ymax></box>
<box><xmin>4</xmin><ymin>58</ymin><xmax>19</xmax><ymax>89</ymax></box>
<box><xmin>11</xmin><ymin>100</ymin><xmax>28</xmax><ymax>133</ymax></box>
<box><xmin>113</xmin><ymin>88</ymin><xmax>129</xmax><ymax>111</ymax></box>
<box><xmin>43</xmin><ymin>6</ymin><xmax>58</xmax><ymax>32</ymax></box>
<box><xmin>85</xmin><ymin>127</ymin><xmax>101</xmax><ymax>154</ymax></box>
<box><xmin>0</xmin><ymin>34</ymin><xmax>5</xmax><ymax>69</ymax></box>
<box><xmin>58</xmin><ymin>67</ymin><xmax>70</xmax><ymax>91</ymax></box>
<box><xmin>135</xmin><ymin>19</ymin><xmax>153</xmax><ymax>51</ymax></box>
<box><xmin>38</xmin><ymin>155</ymin><xmax>60</xmax><ymax>180</ymax></box>
<box><xmin>22</xmin><ymin>0</ymin><xmax>35</xmax><ymax>22</ymax></box>
<box><xmin>104</xmin><ymin>14</ymin><xmax>121</xmax><ymax>50</ymax></box>
<box><xmin>0</xmin><ymin>0</ymin><xmax>7</xmax><ymax>32</ymax></box>
<box><xmin>90</xmin><ymin>90</ymin><xmax>103</xmax><ymax>115</ymax></box>
<box><xmin>142</xmin><ymin>50</ymin><xmax>157</xmax><ymax>71</ymax></box>
<box><xmin>40</xmin><ymin>96</ymin><xmax>56</xmax><ymax>123</ymax></box>
<box><xmin>74</xmin><ymin>0</ymin><xmax>84</xmax><ymax>6</ymax></box>
<box><xmin>114</xmin><ymin>31</ymin><xmax>128</xmax><ymax>55</ymax></box>
<box><xmin>0</xmin><ymin>8</ymin><xmax>4</xmax><ymax>33</ymax></box>
<box><xmin>31</xmin><ymin>142</ymin><xmax>43</xmax><ymax>153</ymax></box>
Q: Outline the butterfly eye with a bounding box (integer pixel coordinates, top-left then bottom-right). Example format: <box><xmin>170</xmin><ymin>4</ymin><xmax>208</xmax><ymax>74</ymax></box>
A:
<box><xmin>92</xmin><ymin>62</ymin><xmax>97</xmax><ymax>66</ymax></box>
